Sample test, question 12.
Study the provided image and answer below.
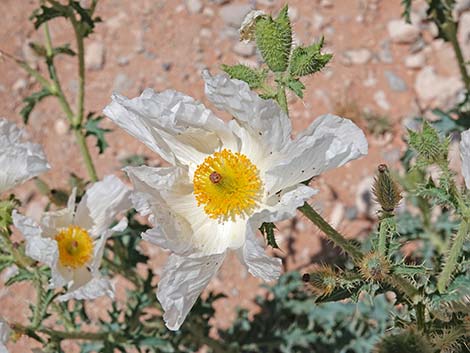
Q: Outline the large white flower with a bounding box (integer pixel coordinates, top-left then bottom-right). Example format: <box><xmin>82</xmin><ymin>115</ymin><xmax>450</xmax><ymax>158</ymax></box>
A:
<box><xmin>0</xmin><ymin>317</ymin><xmax>10</xmax><ymax>353</ymax></box>
<box><xmin>0</xmin><ymin>118</ymin><xmax>49</xmax><ymax>194</ymax></box>
<box><xmin>13</xmin><ymin>175</ymin><xmax>132</xmax><ymax>301</ymax></box>
<box><xmin>104</xmin><ymin>70</ymin><xmax>368</xmax><ymax>330</ymax></box>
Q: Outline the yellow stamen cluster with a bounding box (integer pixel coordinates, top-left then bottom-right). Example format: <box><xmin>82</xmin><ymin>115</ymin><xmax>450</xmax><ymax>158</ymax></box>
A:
<box><xmin>193</xmin><ymin>149</ymin><xmax>262</xmax><ymax>221</ymax></box>
<box><xmin>55</xmin><ymin>226</ymin><xmax>93</xmax><ymax>268</ymax></box>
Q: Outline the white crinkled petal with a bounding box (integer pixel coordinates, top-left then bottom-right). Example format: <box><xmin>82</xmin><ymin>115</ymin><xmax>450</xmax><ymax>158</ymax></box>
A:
<box><xmin>75</xmin><ymin>175</ymin><xmax>132</xmax><ymax>238</ymax></box>
<box><xmin>460</xmin><ymin>129</ymin><xmax>470</xmax><ymax>189</ymax></box>
<box><xmin>58</xmin><ymin>276</ymin><xmax>114</xmax><ymax>301</ymax></box>
<box><xmin>157</xmin><ymin>253</ymin><xmax>225</xmax><ymax>331</ymax></box>
<box><xmin>126</xmin><ymin>165</ymin><xmax>194</xmax><ymax>254</ymax></box>
<box><xmin>12</xmin><ymin>211</ymin><xmax>58</xmax><ymax>267</ymax></box>
<box><xmin>0</xmin><ymin>118</ymin><xmax>50</xmax><ymax>194</ymax></box>
<box><xmin>238</xmin><ymin>231</ymin><xmax>281</xmax><ymax>282</ymax></box>
<box><xmin>203</xmin><ymin>70</ymin><xmax>292</xmax><ymax>150</ymax></box>
<box><xmin>104</xmin><ymin>89</ymin><xmax>237</xmax><ymax>167</ymax></box>
<box><xmin>267</xmin><ymin>114</ymin><xmax>368</xmax><ymax>193</ymax></box>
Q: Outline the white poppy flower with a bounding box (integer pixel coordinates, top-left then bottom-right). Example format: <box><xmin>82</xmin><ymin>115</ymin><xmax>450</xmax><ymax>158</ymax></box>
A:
<box><xmin>239</xmin><ymin>10</ymin><xmax>266</xmax><ymax>42</ymax></box>
<box><xmin>104</xmin><ymin>70</ymin><xmax>368</xmax><ymax>330</ymax></box>
<box><xmin>0</xmin><ymin>118</ymin><xmax>49</xmax><ymax>194</ymax></box>
<box><xmin>460</xmin><ymin>129</ymin><xmax>470</xmax><ymax>189</ymax></box>
<box><xmin>13</xmin><ymin>175</ymin><xmax>132</xmax><ymax>301</ymax></box>
<box><xmin>0</xmin><ymin>317</ymin><xmax>10</xmax><ymax>353</ymax></box>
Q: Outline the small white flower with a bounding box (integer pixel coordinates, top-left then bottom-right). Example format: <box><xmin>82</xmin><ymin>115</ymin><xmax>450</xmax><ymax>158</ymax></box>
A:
<box><xmin>13</xmin><ymin>175</ymin><xmax>132</xmax><ymax>301</ymax></box>
<box><xmin>460</xmin><ymin>129</ymin><xmax>470</xmax><ymax>189</ymax></box>
<box><xmin>0</xmin><ymin>317</ymin><xmax>10</xmax><ymax>353</ymax></box>
<box><xmin>0</xmin><ymin>118</ymin><xmax>49</xmax><ymax>194</ymax></box>
<box><xmin>239</xmin><ymin>10</ymin><xmax>266</xmax><ymax>42</ymax></box>
<box><xmin>104</xmin><ymin>70</ymin><xmax>368</xmax><ymax>330</ymax></box>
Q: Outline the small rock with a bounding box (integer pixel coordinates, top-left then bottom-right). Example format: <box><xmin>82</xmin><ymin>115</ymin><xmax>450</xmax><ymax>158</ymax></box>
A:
<box><xmin>312</xmin><ymin>13</ymin><xmax>327</xmax><ymax>30</ymax></box>
<box><xmin>458</xmin><ymin>12</ymin><xmax>470</xmax><ymax>60</ymax></box>
<box><xmin>382</xmin><ymin>147</ymin><xmax>401</xmax><ymax>164</ymax></box>
<box><xmin>415</xmin><ymin>66</ymin><xmax>463</xmax><ymax>109</ymax></box>
<box><xmin>329</xmin><ymin>202</ymin><xmax>345</xmax><ymax>228</ymax></box>
<box><xmin>106</xmin><ymin>12</ymin><xmax>127</xmax><ymax>31</ymax></box>
<box><xmin>384</xmin><ymin>70</ymin><xmax>407</xmax><ymax>92</ymax></box>
<box><xmin>54</xmin><ymin>120</ymin><xmax>68</xmax><ymax>135</ymax></box>
<box><xmin>113</xmin><ymin>73</ymin><xmax>134</xmax><ymax>93</ymax></box>
<box><xmin>342</xmin><ymin>48</ymin><xmax>372</xmax><ymax>65</ymax></box>
<box><xmin>374</xmin><ymin>90</ymin><xmax>390</xmax><ymax>111</ymax></box>
<box><xmin>378</xmin><ymin>40</ymin><xmax>393</xmax><ymax>63</ymax></box>
<box><xmin>387</xmin><ymin>19</ymin><xmax>420</xmax><ymax>44</ymax></box>
<box><xmin>22</xmin><ymin>41</ymin><xmax>38</xmax><ymax>68</ymax></box>
<box><xmin>288</xmin><ymin>6</ymin><xmax>298</xmax><ymax>21</ymax></box>
<box><xmin>454</xmin><ymin>0</ymin><xmax>470</xmax><ymax>19</ymax></box>
<box><xmin>404</xmin><ymin>52</ymin><xmax>426</xmax><ymax>69</ymax></box>
<box><xmin>363</xmin><ymin>71</ymin><xmax>377</xmax><ymax>87</ymax></box>
<box><xmin>12</xmin><ymin>78</ymin><xmax>27</xmax><ymax>92</ymax></box>
<box><xmin>85</xmin><ymin>41</ymin><xmax>106</xmax><ymax>70</ymax></box>
<box><xmin>117</xmin><ymin>55</ymin><xmax>130</xmax><ymax>66</ymax></box>
<box><xmin>402</xmin><ymin>116</ymin><xmax>421</xmax><ymax>131</ymax></box>
<box><xmin>185</xmin><ymin>0</ymin><xmax>203</xmax><ymax>14</ymax></box>
<box><xmin>203</xmin><ymin>7</ymin><xmax>215</xmax><ymax>17</ymax></box>
<box><xmin>220</xmin><ymin>4</ymin><xmax>252</xmax><ymax>27</ymax></box>
<box><xmin>200</xmin><ymin>28</ymin><xmax>212</xmax><ymax>38</ymax></box>
<box><xmin>232</xmin><ymin>41</ymin><xmax>256</xmax><ymax>57</ymax></box>
<box><xmin>209</xmin><ymin>0</ymin><xmax>230</xmax><ymax>4</ymax></box>
<box><xmin>162</xmin><ymin>62</ymin><xmax>172</xmax><ymax>71</ymax></box>
<box><xmin>345</xmin><ymin>206</ymin><xmax>358</xmax><ymax>221</ymax></box>
<box><xmin>257</xmin><ymin>0</ymin><xmax>276</xmax><ymax>7</ymax></box>
<box><xmin>320</xmin><ymin>0</ymin><xmax>334</xmax><ymax>8</ymax></box>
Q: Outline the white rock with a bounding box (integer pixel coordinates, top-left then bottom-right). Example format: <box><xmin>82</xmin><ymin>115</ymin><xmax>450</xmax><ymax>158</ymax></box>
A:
<box><xmin>12</xmin><ymin>78</ymin><xmax>27</xmax><ymax>92</ymax></box>
<box><xmin>232</xmin><ymin>41</ymin><xmax>256</xmax><ymax>57</ymax></box>
<box><xmin>458</xmin><ymin>12</ymin><xmax>470</xmax><ymax>60</ymax></box>
<box><xmin>220</xmin><ymin>4</ymin><xmax>252</xmax><ymax>28</ymax></box>
<box><xmin>54</xmin><ymin>120</ymin><xmax>68</xmax><ymax>135</ymax></box>
<box><xmin>312</xmin><ymin>13</ymin><xmax>327</xmax><ymax>30</ymax></box>
<box><xmin>185</xmin><ymin>0</ymin><xmax>203</xmax><ymax>14</ymax></box>
<box><xmin>329</xmin><ymin>202</ymin><xmax>345</xmax><ymax>228</ymax></box>
<box><xmin>415</xmin><ymin>66</ymin><xmax>463</xmax><ymax>109</ymax></box>
<box><xmin>22</xmin><ymin>41</ymin><xmax>38</xmax><ymax>67</ymax></box>
<box><xmin>387</xmin><ymin>19</ymin><xmax>420</xmax><ymax>44</ymax></box>
<box><xmin>343</xmin><ymin>48</ymin><xmax>372</xmax><ymax>65</ymax></box>
<box><xmin>85</xmin><ymin>41</ymin><xmax>105</xmax><ymax>70</ymax></box>
<box><xmin>454</xmin><ymin>0</ymin><xmax>470</xmax><ymax>19</ymax></box>
<box><xmin>374</xmin><ymin>90</ymin><xmax>390</xmax><ymax>111</ymax></box>
<box><xmin>320</xmin><ymin>0</ymin><xmax>334</xmax><ymax>8</ymax></box>
<box><xmin>288</xmin><ymin>6</ymin><xmax>298</xmax><ymax>21</ymax></box>
<box><xmin>405</xmin><ymin>52</ymin><xmax>426</xmax><ymax>69</ymax></box>
<box><xmin>355</xmin><ymin>176</ymin><xmax>379</xmax><ymax>219</ymax></box>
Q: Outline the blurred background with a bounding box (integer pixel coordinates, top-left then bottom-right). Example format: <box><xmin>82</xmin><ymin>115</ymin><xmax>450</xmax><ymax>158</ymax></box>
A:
<box><xmin>0</xmin><ymin>0</ymin><xmax>469</xmax><ymax>351</ymax></box>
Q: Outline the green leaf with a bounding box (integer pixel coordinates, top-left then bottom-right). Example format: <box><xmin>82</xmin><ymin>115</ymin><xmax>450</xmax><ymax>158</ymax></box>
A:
<box><xmin>5</xmin><ymin>268</ymin><xmax>35</xmax><ymax>286</ymax></box>
<box><xmin>286</xmin><ymin>78</ymin><xmax>305</xmax><ymax>98</ymax></box>
<box><xmin>289</xmin><ymin>39</ymin><xmax>332</xmax><ymax>77</ymax></box>
<box><xmin>85</xmin><ymin>114</ymin><xmax>111</xmax><ymax>154</ymax></box>
<box><xmin>401</xmin><ymin>0</ymin><xmax>413</xmax><ymax>23</ymax></box>
<box><xmin>255</xmin><ymin>5</ymin><xmax>292</xmax><ymax>72</ymax></box>
<box><xmin>259</xmin><ymin>222</ymin><xmax>279</xmax><ymax>249</ymax></box>
<box><xmin>221</xmin><ymin>64</ymin><xmax>267</xmax><ymax>89</ymax></box>
<box><xmin>20</xmin><ymin>88</ymin><xmax>53</xmax><ymax>124</ymax></box>
<box><xmin>52</xmin><ymin>44</ymin><xmax>76</xmax><ymax>57</ymax></box>
<box><xmin>30</xmin><ymin>4</ymin><xmax>69</xmax><ymax>29</ymax></box>
<box><xmin>70</xmin><ymin>0</ymin><xmax>100</xmax><ymax>37</ymax></box>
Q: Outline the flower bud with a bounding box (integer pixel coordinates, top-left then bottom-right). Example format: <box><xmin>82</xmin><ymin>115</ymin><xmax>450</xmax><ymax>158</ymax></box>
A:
<box><xmin>372</xmin><ymin>164</ymin><xmax>402</xmax><ymax>212</ymax></box>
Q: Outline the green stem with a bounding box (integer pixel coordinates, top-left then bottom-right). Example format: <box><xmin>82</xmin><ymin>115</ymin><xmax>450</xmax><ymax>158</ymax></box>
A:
<box><xmin>443</xmin><ymin>21</ymin><xmax>470</xmax><ymax>91</ymax></box>
<box><xmin>416</xmin><ymin>302</ymin><xmax>426</xmax><ymax>332</ymax></box>
<box><xmin>32</xmin><ymin>274</ymin><xmax>45</xmax><ymax>329</ymax></box>
<box><xmin>298</xmin><ymin>203</ymin><xmax>363</xmax><ymax>263</ymax></box>
<box><xmin>187</xmin><ymin>322</ymin><xmax>237</xmax><ymax>353</ymax></box>
<box><xmin>0</xmin><ymin>228</ymin><xmax>33</xmax><ymax>269</ymax></box>
<box><xmin>74</xmin><ymin>129</ymin><xmax>98</xmax><ymax>182</ymax></box>
<box><xmin>70</xmin><ymin>15</ymin><xmax>85</xmax><ymax>126</ymax></box>
<box><xmin>437</xmin><ymin>218</ymin><xmax>469</xmax><ymax>293</ymax></box>
<box><xmin>277</xmin><ymin>84</ymin><xmax>289</xmax><ymax>116</ymax></box>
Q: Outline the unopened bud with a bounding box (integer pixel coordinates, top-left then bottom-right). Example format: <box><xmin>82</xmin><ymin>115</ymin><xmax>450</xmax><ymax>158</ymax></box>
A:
<box><xmin>372</xmin><ymin>164</ymin><xmax>402</xmax><ymax>212</ymax></box>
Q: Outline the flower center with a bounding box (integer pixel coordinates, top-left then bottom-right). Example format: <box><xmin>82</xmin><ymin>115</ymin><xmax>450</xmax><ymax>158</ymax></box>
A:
<box><xmin>55</xmin><ymin>226</ymin><xmax>93</xmax><ymax>268</ymax></box>
<box><xmin>193</xmin><ymin>149</ymin><xmax>263</xmax><ymax>221</ymax></box>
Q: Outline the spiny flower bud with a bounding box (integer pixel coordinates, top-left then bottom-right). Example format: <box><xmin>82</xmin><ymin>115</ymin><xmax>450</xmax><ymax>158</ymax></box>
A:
<box><xmin>372</xmin><ymin>164</ymin><xmax>402</xmax><ymax>212</ymax></box>
<box><xmin>359</xmin><ymin>252</ymin><xmax>390</xmax><ymax>281</ymax></box>
<box><xmin>302</xmin><ymin>265</ymin><xmax>338</xmax><ymax>297</ymax></box>
<box><xmin>374</xmin><ymin>329</ymin><xmax>434</xmax><ymax>353</ymax></box>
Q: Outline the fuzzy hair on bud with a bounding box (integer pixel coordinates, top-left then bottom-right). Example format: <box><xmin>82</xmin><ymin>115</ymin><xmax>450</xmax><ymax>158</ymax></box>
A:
<box><xmin>372</xmin><ymin>164</ymin><xmax>402</xmax><ymax>212</ymax></box>
<box><xmin>359</xmin><ymin>252</ymin><xmax>390</xmax><ymax>281</ymax></box>
<box><xmin>303</xmin><ymin>264</ymin><xmax>339</xmax><ymax>297</ymax></box>
<box><xmin>374</xmin><ymin>329</ymin><xmax>434</xmax><ymax>353</ymax></box>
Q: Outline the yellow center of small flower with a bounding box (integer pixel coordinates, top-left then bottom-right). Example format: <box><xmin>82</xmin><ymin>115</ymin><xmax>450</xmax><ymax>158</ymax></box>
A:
<box><xmin>55</xmin><ymin>226</ymin><xmax>93</xmax><ymax>268</ymax></box>
<box><xmin>193</xmin><ymin>149</ymin><xmax>263</xmax><ymax>221</ymax></box>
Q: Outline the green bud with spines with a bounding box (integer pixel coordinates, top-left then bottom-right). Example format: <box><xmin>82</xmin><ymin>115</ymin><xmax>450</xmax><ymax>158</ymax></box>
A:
<box><xmin>374</xmin><ymin>329</ymin><xmax>435</xmax><ymax>353</ymax></box>
<box><xmin>372</xmin><ymin>164</ymin><xmax>402</xmax><ymax>213</ymax></box>
<box><xmin>221</xmin><ymin>64</ymin><xmax>267</xmax><ymax>90</ymax></box>
<box><xmin>408</xmin><ymin>121</ymin><xmax>449</xmax><ymax>168</ymax></box>
<box><xmin>289</xmin><ymin>37</ymin><xmax>332</xmax><ymax>77</ymax></box>
<box><xmin>255</xmin><ymin>5</ymin><xmax>292</xmax><ymax>73</ymax></box>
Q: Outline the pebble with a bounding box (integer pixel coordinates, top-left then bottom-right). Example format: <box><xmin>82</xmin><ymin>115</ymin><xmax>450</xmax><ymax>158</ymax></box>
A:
<box><xmin>404</xmin><ymin>52</ymin><xmax>426</xmax><ymax>69</ymax></box>
<box><xmin>85</xmin><ymin>41</ymin><xmax>106</xmax><ymax>70</ymax></box>
<box><xmin>355</xmin><ymin>176</ymin><xmax>379</xmax><ymax>219</ymax></box>
<box><xmin>12</xmin><ymin>78</ymin><xmax>28</xmax><ymax>92</ymax></box>
<box><xmin>378</xmin><ymin>40</ymin><xmax>393</xmax><ymax>64</ymax></box>
<box><xmin>257</xmin><ymin>0</ymin><xmax>276</xmax><ymax>7</ymax></box>
<box><xmin>185</xmin><ymin>0</ymin><xmax>203</xmax><ymax>14</ymax></box>
<box><xmin>329</xmin><ymin>202</ymin><xmax>345</xmax><ymax>228</ymax></box>
<box><xmin>454</xmin><ymin>0</ymin><xmax>470</xmax><ymax>19</ymax></box>
<box><xmin>162</xmin><ymin>62</ymin><xmax>172</xmax><ymax>71</ymax></box>
<box><xmin>384</xmin><ymin>70</ymin><xmax>407</xmax><ymax>92</ymax></box>
<box><xmin>200</xmin><ymin>28</ymin><xmax>212</xmax><ymax>38</ymax></box>
<box><xmin>113</xmin><ymin>73</ymin><xmax>134</xmax><ymax>93</ymax></box>
<box><xmin>320</xmin><ymin>0</ymin><xmax>334</xmax><ymax>8</ymax></box>
<box><xmin>117</xmin><ymin>55</ymin><xmax>130</xmax><ymax>66</ymax></box>
<box><xmin>414</xmin><ymin>66</ymin><xmax>463</xmax><ymax>109</ymax></box>
<box><xmin>342</xmin><ymin>48</ymin><xmax>372</xmax><ymax>65</ymax></box>
<box><xmin>345</xmin><ymin>206</ymin><xmax>358</xmax><ymax>221</ymax></box>
<box><xmin>458</xmin><ymin>12</ymin><xmax>470</xmax><ymax>60</ymax></box>
<box><xmin>203</xmin><ymin>7</ymin><xmax>214</xmax><ymax>17</ymax></box>
<box><xmin>54</xmin><ymin>120</ymin><xmax>68</xmax><ymax>135</ymax></box>
<box><xmin>374</xmin><ymin>90</ymin><xmax>390</xmax><ymax>111</ymax></box>
<box><xmin>387</xmin><ymin>19</ymin><xmax>420</xmax><ymax>44</ymax></box>
<box><xmin>232</xmin><ymin>41</ymin><xmax>256</xmax><ymax>57</ymax></box>
<box><xmin>288</xmin><ymin>6</ymin><xmax>298</xmax><ymax>21</ymax></box>
<box><xmin>220</xmin><ymin>4</ymin><xmax>252</xmax><ymax>27</ymax></box>
<box><xmin>312</xmin><ymin>13</ymin><xmax>328</xmax><ymax>30</ymax></box>
<box><xmin>22</xmin><ymin>41</ymin><xmax>38</xmax><ymax>68</ymax></box>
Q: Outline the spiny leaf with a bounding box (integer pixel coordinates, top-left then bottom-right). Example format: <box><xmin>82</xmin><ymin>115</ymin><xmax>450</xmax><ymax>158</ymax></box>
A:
<box><xmin>255</xmin><ymin>5</ymin><xmax>292</xmax><ymax>72</ymax></box>
<box><xmin>259</xmin><ymin>222</ymin><xmax>279</xmax><ymax>249</ymax></box>
<box><xmin>20</xmin><ymin>88</ymin><xmax>53</xmax><ymax>124</ymax></box>
<box><xmin>85</xmin><ymin>114</ymin><xmax>111</xmax><ymax>154</ymax></box>
<box><xmin>401</xmin><ymin>0</ymin><xmax>413</xmax><ymax>23</ymax></box>
<box><xmin>221</xmin><ymin>64</ymin><xmax>267</xmax><ymax>89</ymax></box>
<box><xmin>5</xmin><ymin>268</ymin><xmax>35</xmax><ymax>286</ymax></box>
<box><xmin>289</xmin><ymin>38</ymin><xmax>332</xmax><ymax>77</ymax></box>
<box><xmin>30</xmin><ymin>4</ymin><xmax>69</xmax><ymax>29</ymax></box>
<box><xmin>286</xmin><ymin>78</ymin><xmax>305</xmax><ymax>98</ymax></box>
